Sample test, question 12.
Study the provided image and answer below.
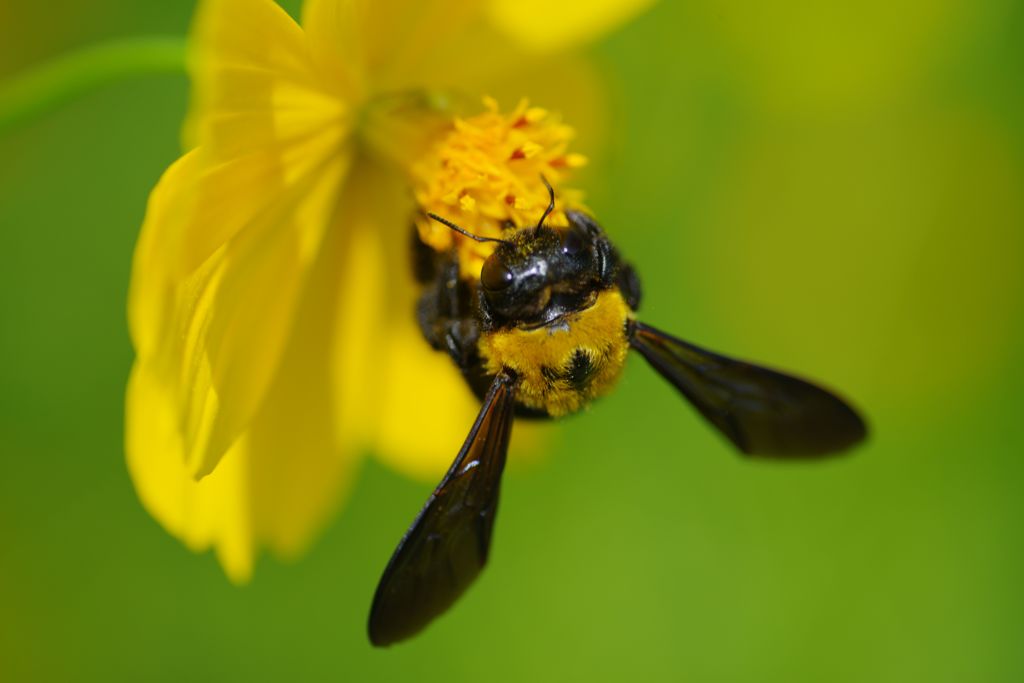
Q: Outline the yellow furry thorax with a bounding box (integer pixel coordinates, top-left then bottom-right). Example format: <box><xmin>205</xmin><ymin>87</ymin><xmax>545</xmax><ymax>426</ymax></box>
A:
<box><xmin>478</xmin><ymin>289</ymin><xmax>633</xmax><ymax>416</ymax></box>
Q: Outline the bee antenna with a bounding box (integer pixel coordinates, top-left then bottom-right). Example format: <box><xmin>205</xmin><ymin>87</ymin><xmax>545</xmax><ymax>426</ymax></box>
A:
<box><xmin>535</xmin><ymin>175</ymin><xmax>556</xmax><ymax>232</ymax></box>
<box><xmin>427</xmin><ymin>213</ymin><xmax>510</xmax><ymax>245</ymax></box>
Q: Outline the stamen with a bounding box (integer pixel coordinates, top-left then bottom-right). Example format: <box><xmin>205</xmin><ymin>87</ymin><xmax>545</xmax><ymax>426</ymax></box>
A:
<box><xmin>410</xmin><ymin>98</ymin><xmax>588</xmax><ymax>277</ymax></box>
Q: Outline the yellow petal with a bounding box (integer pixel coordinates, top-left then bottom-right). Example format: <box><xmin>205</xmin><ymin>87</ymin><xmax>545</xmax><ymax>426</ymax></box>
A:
<box><xmin>485</xmin><ymin>0</ymin><xmax>655</xmax><ymax>52</ymax></box>
<box><xmin>289</xmin><ymin>0</ymin><xmax>501</xmax><ymax>98</ymax></box>
<box><xmin>373</xmin><ymin>316</ymin><xmax>485</xmax><ymax>482</ymax></box>
<box><xmin>178</xmin><ymin>133</ymin><xmax>351</xmax><ymax>277</ymax></box>
<box><xmin>126</xmin><ymin>205</ymin><xmax>363</xmax><ymax>577</ymax></box>
<box><xmin>185</xmin><ymin>0</ymin><xmax>351</xmax><ymax>151</ymax></box>
<box><xmin>130</xmin><ymin>142</ymin><xmax>352</xmax><ymax>480</ymax></box>
<box><xmin>127</xmin><ymin>151</ymin><xmax>198</xmax><ymax>359</ymax></box>
<box><xmin>242</xmin><ymin>206</ymin><xmax>364</xmax><ymax>560</ymax></box>
<box><xmin>298</xmin><ymin>0</ymin><xmax>367</xmax><ymax>95</ymax></box>
<box><xmin>126</xmin><ymin>361</ymin><xmax>256</xmax><ymax>583</ymax></box>
<box><xmin>130</xmin><ymin>0</ymin><xmax>358</xmax><ymax>479</ymax></box>
<box><xmin>188</xmin><ymin>161</ymin><xmax>341</xmax><ymax>479</ymax></box>
<box><xmin>302</xmin><ymin>0</ymin><xmax>638</xmax><ymax>99</ymax></box>
<box><xmin>305</xmin><ymin>154</ymin><xmax>476</xmax><ymax>481</ymax></box>
<box><xmin>304</xmin><ymin>0</ymin><xmax>500</xmax><ymax>94</ymax></box>
<box><xmin>182</xmin><ymin>0</ymin><xmax>353</xmax><ymax>273</ymax></box>
<box><xmin>325</xmin><ymin>159</ymin><xmax>405</xmax><ymax>456</ymax></box>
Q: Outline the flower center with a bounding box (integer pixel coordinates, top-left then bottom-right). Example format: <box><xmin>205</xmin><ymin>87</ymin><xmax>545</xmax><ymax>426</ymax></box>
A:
<box><xmin>409</xmin><ymin>97</ymin><xmax>587</xmax><ymax>278</ymax></box>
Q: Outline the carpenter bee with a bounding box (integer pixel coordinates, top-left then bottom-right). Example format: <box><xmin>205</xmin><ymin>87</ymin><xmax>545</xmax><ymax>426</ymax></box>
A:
<box><xmin>368</xmin><ymin>180</ymin><xmax>867</xmax><ymax>646</ymax></box>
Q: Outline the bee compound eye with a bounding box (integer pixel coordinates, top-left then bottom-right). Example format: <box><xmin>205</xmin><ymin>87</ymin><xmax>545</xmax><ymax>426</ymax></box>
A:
<box><xmin>481</xmin><ymin>257</ymin><xmax>514</xmax><ymax>291</ymax></box>
<box><xmin>561</xmin><ymin>227</ymin><xmax>585</xmax><ymax>257</ymax></box>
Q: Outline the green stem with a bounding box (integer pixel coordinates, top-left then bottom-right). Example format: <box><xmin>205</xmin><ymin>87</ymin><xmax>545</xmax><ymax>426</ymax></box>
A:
<box><xmin>0</xmin><ymin>36</ymin><xmax>187</xmax><ymax>135</ymax></box>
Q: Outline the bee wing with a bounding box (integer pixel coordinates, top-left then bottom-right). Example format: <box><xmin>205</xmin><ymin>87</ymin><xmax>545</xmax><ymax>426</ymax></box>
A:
<box><xmin>631</xmin><ymin>322</ymin><xmax>866</xmax><ymax>457</ymax></box>
<box><xmin>368</xmin><ymin>372</ymin><xmax>517</xmax><ymax>647</ymax></box>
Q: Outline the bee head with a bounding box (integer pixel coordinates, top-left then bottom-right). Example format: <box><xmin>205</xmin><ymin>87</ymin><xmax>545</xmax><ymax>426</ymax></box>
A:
<box><xmin>479</xmin><ymin>214</ymin><xmax>613</xmax><ymax>325</ymax></box>
<box><xmin>427</xmin><ymin>179</ymin><xmax>619</xmax><ymax>328</ymax></box>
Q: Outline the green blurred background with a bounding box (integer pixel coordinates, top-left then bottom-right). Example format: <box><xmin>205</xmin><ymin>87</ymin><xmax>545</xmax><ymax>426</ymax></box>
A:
<box><xmin>2</xmin><ymin>1</ymin><xmax>1022</xmax><ymax>681</ymax></box>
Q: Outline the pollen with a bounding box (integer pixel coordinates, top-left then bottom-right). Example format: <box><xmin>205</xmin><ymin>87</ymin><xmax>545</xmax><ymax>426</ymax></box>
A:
<box><xmin>411</xmin><ymin>98</ymin><xmax>587</xmax><ymax>278</ymax></box>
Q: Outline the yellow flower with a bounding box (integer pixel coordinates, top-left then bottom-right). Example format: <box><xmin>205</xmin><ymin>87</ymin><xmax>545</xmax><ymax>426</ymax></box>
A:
<box><xmin>126</xmin><ymin>0</ymin><xmax>653</xmax><ymax>583</ymax></box>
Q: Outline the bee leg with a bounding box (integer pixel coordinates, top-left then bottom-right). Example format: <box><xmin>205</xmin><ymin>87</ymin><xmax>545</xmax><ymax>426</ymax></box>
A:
<box><xmin>438</xmin><ymin>259</ymin><xmax>469</xmax><ymax>319</ymax></box>
<box><xmin>416</xmin><ymin>256</ymin><xmax>480</xmax><ymax>367</ymax></box>
<box><xmin>443</xmin><ymin>318</ymin><xmax>481</xmax><ymax>367</ymax></box>
<box><xmin>410</xmin><ymin>226</ymin><xmax>440</xmax><ymax>284</ymax></box>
